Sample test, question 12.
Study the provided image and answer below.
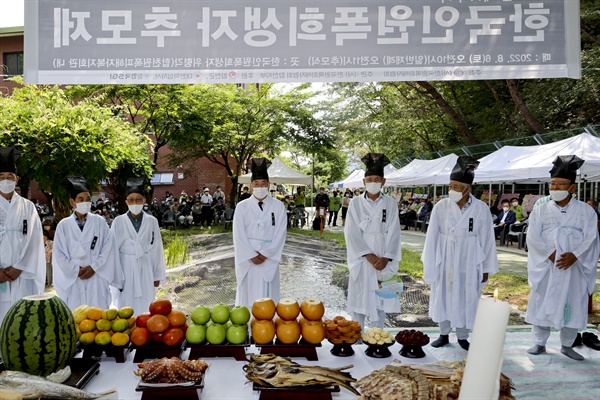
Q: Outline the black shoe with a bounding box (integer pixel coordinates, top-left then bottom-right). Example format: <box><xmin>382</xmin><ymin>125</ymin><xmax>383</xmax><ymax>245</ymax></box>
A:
<box><xmin>402</xmin><ymin>226</ymin><xmax>409</xmax><ymax>231</ymax></box>
<box><xmin>582</xmin><ymin>332</ymin><xmax>600</xmax><ymax>351</ymax></box>
<box><xmin>431</xmin><ymin>335</ymin><xmax>449</xmax><ymax>348</ymax></box>
<box><xmin>458</xmin><ymin>339</ymin><xmax>470</xmax><ymax>351</ymax></box>
<box><xmin>572</xmin><ymin>332</ymin><xmax>583</xmax><ymax>347</ymax></box>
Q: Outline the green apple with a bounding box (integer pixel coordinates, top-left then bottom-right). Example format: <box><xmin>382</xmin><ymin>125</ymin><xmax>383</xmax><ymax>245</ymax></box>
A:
<box><xmin>227</xmin><ymin>324</ymin><xmax>248</xmax><ymax>344</ymax></box>
<box><xmin>191</xmin><ymin>305</ymin><xmax>211</xmax><ymax>325</ymax></box>
<box><xmin>206</xmin><ymin>323</ymin><xmax>226</xmax><ymax>345</ymax></box>
<box><xmin>185</xmin><ymin>323</ymin><xmax>206</xmax><ymax>344</ymax></box>
<box><xmin>210</xmin><ymin>303</ymin><xmax>230</xmax><ymax>324</ymax></box>
<box><xmin>229</xmin><ymin>305</ymin><xmax>251</xmax><ymax>325</ymax></box>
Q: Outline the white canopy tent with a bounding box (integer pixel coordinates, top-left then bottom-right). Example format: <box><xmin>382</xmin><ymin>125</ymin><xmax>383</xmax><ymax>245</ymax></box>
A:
<box><xmin>331</xmin><ymin>164</ymin><xmax>398</xmax><ymax>189</ymax></box>
<box><xmin>474</xmin><ymin>132</ymin><xmax>600</xmax><ymax>184</ymax></box>
<box><xmin>385</xmin><ymin>154</ymin><xmax>459</xmax><ymax>187</ymax></box>
<box><xmin>238</xmin><ymin>157</ymin><xmax>312</xmax><ymax>185</ymax></box>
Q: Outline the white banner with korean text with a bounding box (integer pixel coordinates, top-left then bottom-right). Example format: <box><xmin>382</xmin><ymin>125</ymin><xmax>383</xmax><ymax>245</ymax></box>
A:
<box><xmin>24</xmin><ymin>0</ymin><xmax>581</xmax><ymax>84</ymax></box>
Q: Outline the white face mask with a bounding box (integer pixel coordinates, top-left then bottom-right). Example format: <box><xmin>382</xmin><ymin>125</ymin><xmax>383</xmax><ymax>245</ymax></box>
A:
<box><xmin>365</xmin><ymin>182</ymin><xmax>382</xmax><ymax>195</ymax></box>
<box><xmin>0</xmin><ymin>179</ymin><xmax>16</xmax><ymax>194</ymax></box>
<box><xmin>503</xmin><ymin>207</ymin><xmax>509</xmax><ymax>212</ymax></box>
<box><xmin>448</xmin><ymin>189</ymin><xmax>466</xmax><ymax>203</ymax></box>
<box><xmin>74</xmin><ymin>202</ymin><xmax>92</xmax><ymax>215</ymax></box>
<box><xmin>253</xmin><ymin>187</ymin><xmax>269</xmax><ymax>199</ymax></box>
<box><xmin>128</xmin><ymin>204</ymin><xmax>144</xmax><ymax>215</ymax></box>
<box><xmin>511</xmin><ymin>202</ymin><xmax>518</xmax><ymax>207</ymax></box>
<box><xmin>550</xmin><ymin>190</ymin><xmax>571</xmax><ymax>202</ymax></box>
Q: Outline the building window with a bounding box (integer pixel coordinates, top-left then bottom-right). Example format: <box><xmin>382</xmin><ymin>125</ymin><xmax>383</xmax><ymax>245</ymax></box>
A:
<box><xmin>3</xmin><ymin>52</ymin><xmax>24</xmax><ymax>78</ymax></box>
<box><xmin>150</xmin><ymin>172</ymin><xmax>174</xmax><ymax>185</ymax></box>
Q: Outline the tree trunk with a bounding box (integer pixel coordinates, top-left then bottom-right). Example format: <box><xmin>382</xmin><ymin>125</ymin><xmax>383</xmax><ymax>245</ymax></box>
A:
<box><xmin>505</xmin><ymin>79</ymin><xmax>545</xmax><ymax>133</ymax></box>
<box><xmin>485</xmin><ymin>81</ymin><xmax>518</xmax><ymax>133</ymax></box>
<box><xmin>415</xmin><ymin>81</ymin><xmax>479</xmax><ymax>144</ymax></box>
<box><xmin>52</xmin><ymin>198</ymin><xmax>72</xmax><ymax>224</ymax></box>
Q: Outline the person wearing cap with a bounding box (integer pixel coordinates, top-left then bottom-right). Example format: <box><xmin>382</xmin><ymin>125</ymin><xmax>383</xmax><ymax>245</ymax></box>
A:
<box><xmin>111</xmin><ymin>179</ymin><xmax>166</xmax><ymax>313</ymax></box>
<box><xmin>233</xmin><ymin>158</ymin><xmax>287</xmax><ymax>308</ymax></box>
<box><xmin>53</xmin><ymin>176</ymin><xmax>122</xmax><ymax>310</ymax></box>
<box><xmin>525</xmin><ymin>155</ymin><xmax>599</xmax><ymax>361</ymax></box>
<box><xmin>344</xmin><ymin>153</ymin><xmax>402</xmax><ymax>328</ymax></box>
<box><xmin>0</xmin><ymin>147</ymin><xmax>45</xmax><ymax>324</ymax></box>
<box><xmin>422</xmin><ymin>156</ymin><xmax>498</xmax><ymax>351</ymax></box>
<box><xmin>199</xmin><ymin>187</ymin><xmax>213</xmax><ymax>229</ymax></box>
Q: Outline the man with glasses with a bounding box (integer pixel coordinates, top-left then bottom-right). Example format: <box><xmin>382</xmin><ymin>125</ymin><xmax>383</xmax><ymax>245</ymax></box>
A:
<box><xmin>111</xmin><ymin>178</ymin><xmax>166</xmax><ymax>313</ymax></box>
<box><xmin>0</xmin><ymin>147</ymin><xmax>45</xmax><ymax>324</ymax></box>
<box><xmin>525</xmin><ymin>155</ymin><xmax>599</xmax><ymax>360</ymax></box>
<box><xmin>422</xmin><ymin>156</ymin><xmax>498</xmax><ymax>351</ymax></box>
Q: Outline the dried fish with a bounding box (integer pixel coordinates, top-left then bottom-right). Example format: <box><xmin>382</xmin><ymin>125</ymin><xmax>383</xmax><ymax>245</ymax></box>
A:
<box><xmin>244</xmin><ymin>353</ymin><xmax>359</xmax><ymax>395</ymax></box>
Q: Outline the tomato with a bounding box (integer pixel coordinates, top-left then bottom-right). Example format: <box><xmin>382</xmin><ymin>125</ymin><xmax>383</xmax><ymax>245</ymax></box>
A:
<box><xmin>130</xmin><ymin>327</ymin><xmax>151</xmax><ymax>347</ymax></box>
<box><xmin>149</xmin><ymin>299</ymin><xmax>172</xmax><ymax>316</ymax></box>
<box><xmin>146</xmin><ymin>314</ymin><xmax>170</xmax><ymax>333</ymax></box>
<box><xmin>162</xmin><ymin>327</ymin><xmax>185</xmax><ymax>346</ymax></box>
<box><xmin>135</xmin><ymin>312</ymin><xmax>152</xmax><ymax>328</ymax></box>
<box><xmin>151</xmin><ymin>332</ymin><xmax>164</xmax><ymax>342</ymax></box>
<box><xmin>167</xmin><ymin>310</ymin><xmax>187</xmax><ymax>327</ymax></box>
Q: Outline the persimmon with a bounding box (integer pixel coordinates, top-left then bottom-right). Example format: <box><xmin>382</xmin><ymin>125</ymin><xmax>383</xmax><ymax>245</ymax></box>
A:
<box><xmin>130</xmin><ymin>327</ymin><xmax>151</xmax><ymax>346</ymax></box>
<box><xmin>146</xmin><ymin>314</ymin><xmax>169</xmax><ymax>333</ymax></box>
<box><xmin>167</xmin><ymin>310</ymin><xmax>187</xmax><ymax>327</ymax></box>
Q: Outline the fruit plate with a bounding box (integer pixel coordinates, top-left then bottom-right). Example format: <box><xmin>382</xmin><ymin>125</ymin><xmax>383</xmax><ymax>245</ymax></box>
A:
<box><xmin>77</xmin><ymin>342</ymin><xmax>128</xmax><ymax>363</ymax></box>
<box><xmin>327</xmin><ymin>339</ymin><xmax>355</xmax><ymax>357</ymax></box>
<box><xmin>0</xmin><ymin>358</ymin><xmax>100</xmax><ymax>389</ymax></box>
<box><xmin>135</xmin><ymin>376</ymin><xmax>203</xmax><ymax>400</ymax></box>
<box><xmin>364</xmin><ymin>340</ymin><xmax>396</xmax><ymax>358</ymax></box>
<box><xmin>183</xmin><ymin>339</ymin><xmax>250</xmax><ymax>361</ymax></box>
<box><xmin>130</xmin><ymin>341</ymin><xmax>184</xmax><ymax>362</ymax></box>
<box><xmin>253</xmin><ymin>382</ymin><xmax>340</xmax><ymax>400</ymax></box>
<box><xmin>255</xmin><ymin>339</ymin><xmax>322</xmax><ymax>361</ymax></box>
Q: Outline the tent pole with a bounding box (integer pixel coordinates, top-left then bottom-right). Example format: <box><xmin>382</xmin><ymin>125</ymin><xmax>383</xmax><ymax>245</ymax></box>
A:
<box><xmin>488</xmin><ymin>183</ymin><xmax>492</xmax><ymax>206</ymax></box>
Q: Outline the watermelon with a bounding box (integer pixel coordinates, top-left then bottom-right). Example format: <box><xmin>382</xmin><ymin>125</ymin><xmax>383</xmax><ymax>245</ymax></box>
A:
<box><xmin>0</xmin><ymin>294</ymin><xmax>77</xmax><ymax>376</ymax></box>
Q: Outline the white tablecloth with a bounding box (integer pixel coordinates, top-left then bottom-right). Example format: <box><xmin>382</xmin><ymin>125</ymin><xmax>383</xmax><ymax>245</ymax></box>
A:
<box><xmin>82</xmin><ymin>343</ymin><xmax>437</xmax><ymax>399</ymax></box>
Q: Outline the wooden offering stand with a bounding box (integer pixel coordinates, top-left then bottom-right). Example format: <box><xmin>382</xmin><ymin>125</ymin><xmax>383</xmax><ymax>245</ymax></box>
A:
<box><xmin>184</xmin><ymin>340</ymin><xmax>249</xmax><ymax>361</ymax></box>
<box><xmin>130</xmin><ymin>341</ymin><xmax>184</xmax><ymax>362</ymax></box>
<box><xmin>256</xmin><ymin>339</ymin><xmax>321</xmax><ymax>361</ymax></box>
<box><xmin>77</xmin><ymin>342</ymin><xmax>127</xmax><ymax>363</ymax></box>
<box><xmin>253</xmin><ymin>383</ymin><xmax>340</xmax><ymax>400</ymax></box>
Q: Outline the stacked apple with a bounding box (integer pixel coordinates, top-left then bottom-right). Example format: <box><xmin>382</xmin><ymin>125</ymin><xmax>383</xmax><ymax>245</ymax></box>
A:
<box><xmin>250</xmin><ymin>298</ymin><xmax>327</xmax><ymax>345</ymax></box>
<box><xmin>131</xmin><ymin>299</ymin><xmax>188</xmax><ymax>347</ymax></box>
<box><xmin>185</xmin><ymin>303</ymin><xmax>251</xmax><ymax>345</ymax></box>
<box><xmin>74</xmin><ymin>305</ymin><xmax>135</xmax><ymax>347</ymax></box>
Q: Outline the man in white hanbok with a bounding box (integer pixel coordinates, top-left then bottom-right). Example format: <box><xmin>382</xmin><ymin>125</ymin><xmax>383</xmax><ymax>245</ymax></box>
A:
<box><xmin>111</xmin><ymin>178</ymin><xmax>166</xmax><ymax>314</ymax></box>
<box><xmin>53</xmin><ymin>176</ymin><xmax>122</xmax><ymax>310</ymax></box>
<box><xmin>526</xmin><ymin>155</ymin><xmax>600</xmax><ymax>360</ymax></box>
<box><xmin>345</xmin><ymin>153</ymin><xmax>402</xmax><ymax>329</ymax></box>
<box><xmin>0</xmin><ymin>147</ymin><xmax>45</xmax><ymax>324</ymax></box>
<box><xmin>233</xmin><ymin>158</ymin><xmax>287</xmax><ymax>308</ymax></box>
<box><xmin>422</xmin><ymin>156</ymin><xmax>498</xmax><ymax>350</ymax></box>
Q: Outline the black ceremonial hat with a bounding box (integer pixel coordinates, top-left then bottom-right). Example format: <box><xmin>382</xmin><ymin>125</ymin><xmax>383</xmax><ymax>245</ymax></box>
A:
<box><xmin>126</xmin><ymin>178</ymin><xmax>147</xmax><ymax>196</ymax></box>
<box><xmin>62</xmin><ymin>176</ymin><xmax>91</xmax><ymax>200</ymax></box>
<box><xmin>450</xmin><ymin>155</ymin><xmax>480</xmax><ymax>185</ymax></box>
<box><xmin>250</xmin><ymin>158</ymin><xmax>271</xmax><ymax>181</ymax></box>
<box><xmin>361</xmin><ymin>153</ymin><xmax>390</xmax><ymax>177</ymax></box>
<box><xmin>549</xmin><ymin>155</ymin><xmax>584</xmax><ymax>183</ymax></box>
<box><xmin>0</xmin><ymin>147</ymin><xmax>20</xmax><ymax>174</ymax></box>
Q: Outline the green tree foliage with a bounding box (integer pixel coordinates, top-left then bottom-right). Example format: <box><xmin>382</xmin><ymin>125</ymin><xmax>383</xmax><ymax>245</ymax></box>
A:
<box><xmin>168</xmin><ymin>83</ymin><xmax>328</xmax><ymax>203</ymax></box>
<box><xmin>0</xmin><ymin>80</ymin><xmax>152</xmax><ymax>217</ymax></box>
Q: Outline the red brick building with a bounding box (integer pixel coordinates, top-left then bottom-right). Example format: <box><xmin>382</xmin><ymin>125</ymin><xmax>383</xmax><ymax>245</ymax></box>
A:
<box><xmin>1</xmin><ymin>27</ymin><xmax>234</xmax><ymax>204</ymax></box>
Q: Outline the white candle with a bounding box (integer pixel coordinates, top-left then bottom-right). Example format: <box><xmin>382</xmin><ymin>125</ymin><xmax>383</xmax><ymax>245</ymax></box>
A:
<box><xmin>459</xmin><ymin>291</ymin><xmax>511</xmax><ymax>400</ymax></box>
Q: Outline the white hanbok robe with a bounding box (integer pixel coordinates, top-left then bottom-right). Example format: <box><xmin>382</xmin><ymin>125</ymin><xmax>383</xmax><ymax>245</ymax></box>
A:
<box><xmin>111</xmin><ymin>213</ymin><xmax>166</xmax><ymax>314</ymax></box>
<box><xmin>53</xmin><ymin>213</ymin><xmax>122</xmax><ymax>310</ymax></box>
<box><xmin>0</xmin><ymin>193</ymin><xmax>45</xmax><ymax>323</ymax></box>
<box><xmin>233</xmin><ymin>195</ymin><xmax>287</xmax><ymax>308</ymax></box>
<box><xmin>525</xmin><ymin>198</ymin><xmax>599</xmax><ymax>329</ymax></box>
<box><xmin>422</xmin><ymin>196</ymin><xmax>498</xmax><ymax>330</ymax></box>
<box><xmin>344</xmin><ymin>193</ymin><xmax>402</xmax><ymax>323</ymax></box>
